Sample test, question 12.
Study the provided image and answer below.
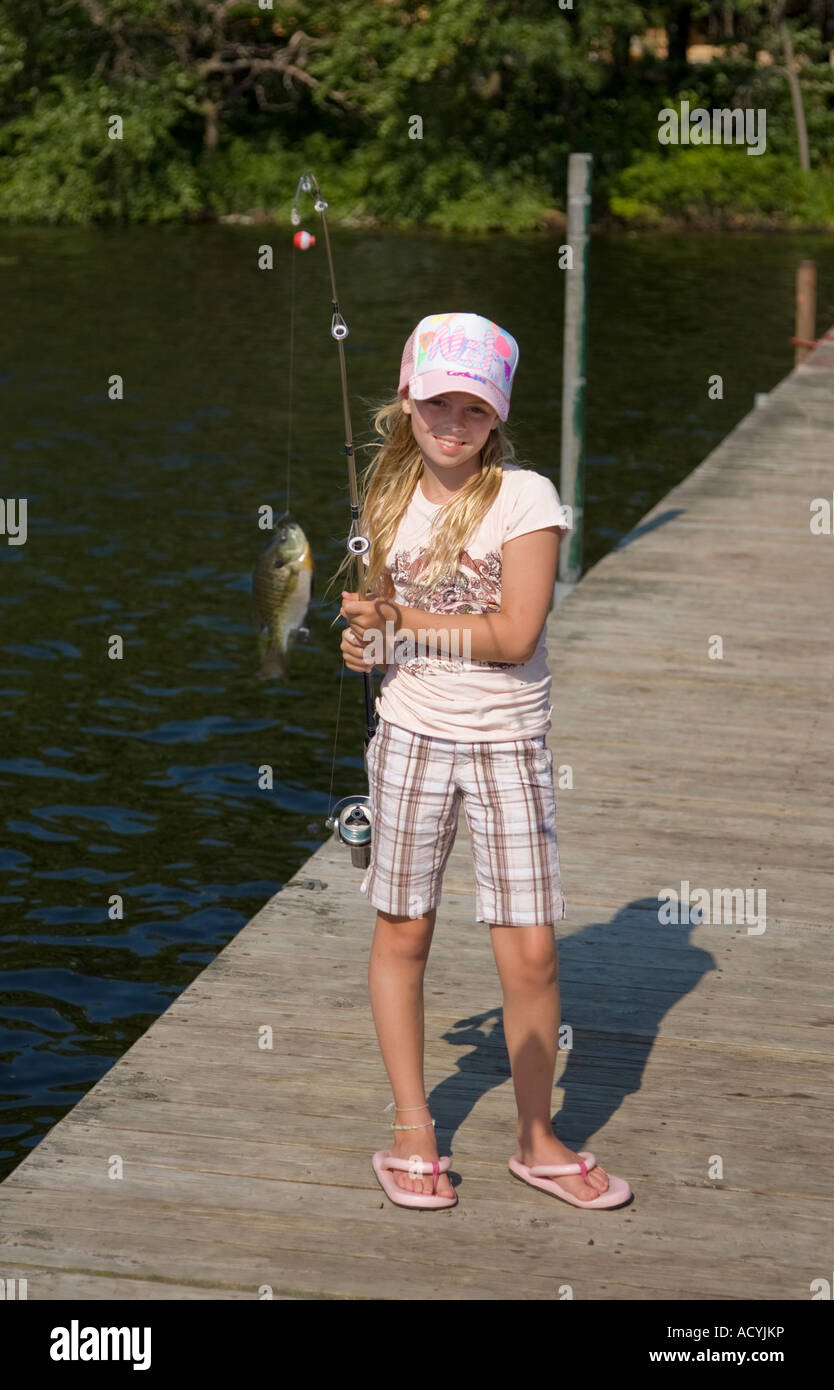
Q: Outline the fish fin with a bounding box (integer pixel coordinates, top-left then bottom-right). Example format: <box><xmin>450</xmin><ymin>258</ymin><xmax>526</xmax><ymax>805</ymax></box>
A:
<box><xmin>256</xmin><ymin>627</ymin><xmax>290</xmax><ymax>680</ymax></box>
<box><xmin>258</xmin><ymin>649</ymin><xmax>290</xmax><ymax>681</ymax></box>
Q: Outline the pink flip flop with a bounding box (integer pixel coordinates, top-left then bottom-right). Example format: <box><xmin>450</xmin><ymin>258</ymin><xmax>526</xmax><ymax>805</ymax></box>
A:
<box><xmin>372</xmin><ymin>1150</ymin><xmax>458</xmax><ymax>1209</ymax></box>
<box><xmin>508</xmin><ymin>1150</ymin><xmax>632</xmax><ymax>1209</ymax></box>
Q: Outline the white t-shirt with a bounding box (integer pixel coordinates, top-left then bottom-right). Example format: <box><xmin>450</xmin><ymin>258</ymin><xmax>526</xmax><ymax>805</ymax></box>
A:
<box><xmin>362</xmin><ymin>462</ymin><xmax>565</xmax><ymax>741</ymax></box>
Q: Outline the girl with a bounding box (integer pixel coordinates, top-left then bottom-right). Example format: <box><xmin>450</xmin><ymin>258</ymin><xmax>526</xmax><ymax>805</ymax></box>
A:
<box><xmin>335</xmin><ymin>312</ymin><xmax>631</xmax><ymax>1212</ymax></box>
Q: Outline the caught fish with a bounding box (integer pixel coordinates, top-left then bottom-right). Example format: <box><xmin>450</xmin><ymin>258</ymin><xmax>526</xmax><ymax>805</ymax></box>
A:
<box><xmin>251</xmin><ymin>514</ymin><xmax>314</xmax><ymax>680</ymax></box>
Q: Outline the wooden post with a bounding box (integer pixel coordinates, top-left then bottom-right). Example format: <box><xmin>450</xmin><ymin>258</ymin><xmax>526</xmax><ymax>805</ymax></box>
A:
<box><xmin>558</xmin><ymin>153</ymin><xmax>592</xmax><ymax>591</ymax></box>
<box><xmin>795</xmin><ymin>260</ymin><xmax>816</xmax><ymax>365</ymax></box>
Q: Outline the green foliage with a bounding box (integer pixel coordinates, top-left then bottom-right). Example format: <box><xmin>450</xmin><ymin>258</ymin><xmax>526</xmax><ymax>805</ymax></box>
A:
<box><xmin>0</xmin><ymin>14</ymin><xmax>25</xmax><ymax>97</ymax></box>
<box><xmin>669</xmin><ymin>57</ymin><xmax>834</xmax><ymax>165</ymax></box>
<box><xmin>0</xmin><ymin>71</ymin><xmax>204</xmax><ymax>223</ymax></box>
<box><xmin>0</xmin><ymin>1</ymin><xmax>832</xmax><ymax>229</ymax></box>
<box><xmin>203</xmin><ymin>130</ymin><xmax>353</xmax><ymax>220</ymax></box>
<box><xmin>611</xmin><ymin>147</ymin><xmax>834</xmax><ymax>229</ymax></box>
<box><xmin>202</xmin><ymin>124</ymin><xmax>554</xmax><ymax>232</ymax></box>
<box><xmin>307</xmin><ymin>0</ymin><xmax>646</xmax><ymax>223</ymax></box>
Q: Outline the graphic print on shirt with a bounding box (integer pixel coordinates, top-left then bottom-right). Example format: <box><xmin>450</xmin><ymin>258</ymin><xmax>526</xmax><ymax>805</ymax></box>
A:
<box><xmin>388</xmin><ymin>545</ymin><xmax>517</xmax><ymax>673</ymax></box>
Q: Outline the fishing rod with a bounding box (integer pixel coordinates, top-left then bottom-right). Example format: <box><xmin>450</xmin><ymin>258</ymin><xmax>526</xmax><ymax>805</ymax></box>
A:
<box><xmin>290</xmin><ymin>172</ymin><xmax>375</xmax><ymax>868</ymax></box>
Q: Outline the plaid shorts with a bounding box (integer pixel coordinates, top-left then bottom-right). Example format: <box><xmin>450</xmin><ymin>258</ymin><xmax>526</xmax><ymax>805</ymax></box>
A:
<box><xmin>359</xmin><ymin>717</ymin><xmax>566</xmax><ymax>926</ymax></box>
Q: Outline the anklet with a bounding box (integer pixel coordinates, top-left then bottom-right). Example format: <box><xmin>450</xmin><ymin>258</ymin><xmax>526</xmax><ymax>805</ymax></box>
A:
<box><xmin>382</xmin><ymin>1099</ymin><xmax>434</xmax><ymax>1129</ymax></box>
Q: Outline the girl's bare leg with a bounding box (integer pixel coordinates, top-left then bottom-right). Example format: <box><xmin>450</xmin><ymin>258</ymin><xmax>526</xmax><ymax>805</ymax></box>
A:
<box><xmin>490</xmin><ymin>924</ymin><xmax>610</xmax><ymax>1202</ymax></box>
<box><xmin>368</xmin><ymin>908</ymin><xmax>454</xmax><ymax>1197</ymax></box>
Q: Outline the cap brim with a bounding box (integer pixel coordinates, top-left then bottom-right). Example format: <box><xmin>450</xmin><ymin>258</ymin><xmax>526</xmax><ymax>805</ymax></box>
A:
<box><xmin>404</xmin><ymin>372</ymin><xmax>508</xmax><ymax>421</ymax></box>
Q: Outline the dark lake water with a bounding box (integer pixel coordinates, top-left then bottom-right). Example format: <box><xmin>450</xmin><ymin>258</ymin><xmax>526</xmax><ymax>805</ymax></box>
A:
<box><xmin>1</xmin><ymin>224</ymin><xmax>832</xmax><ymax>1180</ymax></box>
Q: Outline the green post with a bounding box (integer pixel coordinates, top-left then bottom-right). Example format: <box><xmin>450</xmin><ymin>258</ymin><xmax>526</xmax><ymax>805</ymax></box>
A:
<box><xmin>557</xmin><ymin>152</ymin><xmax>592</xmax><ymax>592</ymax></box>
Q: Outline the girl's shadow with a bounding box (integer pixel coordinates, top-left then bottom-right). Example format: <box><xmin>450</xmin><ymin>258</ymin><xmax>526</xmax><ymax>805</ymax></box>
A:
<box><xmin>428</xmin><ymin>896</ymin><xmax>717</xmax><ymax>1152</ymax></box>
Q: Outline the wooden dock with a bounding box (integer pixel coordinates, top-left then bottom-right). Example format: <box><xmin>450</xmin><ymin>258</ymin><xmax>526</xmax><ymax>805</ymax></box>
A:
<box><xmin>2</xmin><ymin>332</ymin><xmax>833</xmax><ymax>1300</ymax></box>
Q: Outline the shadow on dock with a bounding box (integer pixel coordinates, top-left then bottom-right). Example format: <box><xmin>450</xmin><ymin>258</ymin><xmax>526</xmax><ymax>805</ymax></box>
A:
<box><xmin>431</xmin><ymin>897</ymin><xmax>717</xmax><ymax>1153</ymax></box>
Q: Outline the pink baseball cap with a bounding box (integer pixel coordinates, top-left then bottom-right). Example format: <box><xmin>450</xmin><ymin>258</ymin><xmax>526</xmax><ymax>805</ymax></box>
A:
<box><xmin>398</xmin><ymin>312</ymin><xmax>519</xmax><ymax>422</ymax></box>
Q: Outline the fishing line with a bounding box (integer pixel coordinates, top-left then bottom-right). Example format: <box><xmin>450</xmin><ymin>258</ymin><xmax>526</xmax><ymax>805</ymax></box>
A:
<box><xmin>285</xmin><ymin>189</ymin><xmax>345</xmax><ymax>820</ymax></box>
<box><xmin>327</xmin><ymin>658</ymin><xmax>346</xmax><ymax>821</ymax></box>
<box><xmin>285</xmin><ymin>240</ymin><xmax>297</xmax><ymax>517</ymax></box>
<box><xmin>283</xmin><ymin>186</ymin><xmax>343</xmax><ymax>817</ymax></box>
<box><xmin>284</xmin><ymin>206</ymin><xmax>341</xmax><ymax>823</ymax></box>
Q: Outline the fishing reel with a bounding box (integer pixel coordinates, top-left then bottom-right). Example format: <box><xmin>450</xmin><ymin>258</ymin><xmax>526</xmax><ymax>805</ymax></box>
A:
<box><xmin>326</xmin><ymin>796</ymin><xmax>373</xmax><ymax>869</ymax></box>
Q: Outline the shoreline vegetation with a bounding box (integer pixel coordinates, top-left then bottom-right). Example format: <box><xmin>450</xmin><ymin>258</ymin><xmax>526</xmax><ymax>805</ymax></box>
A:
<box><xmin>0</xmin><ymin>2</ymin><xmax>832</xmax><ymax>233</ymax></box>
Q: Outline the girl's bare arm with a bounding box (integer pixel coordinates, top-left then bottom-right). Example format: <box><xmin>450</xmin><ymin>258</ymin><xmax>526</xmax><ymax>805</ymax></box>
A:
<box><xmin>387</xmin><ymin>527</ymin><xmax>562</xmax><ymax>665</ymax></box>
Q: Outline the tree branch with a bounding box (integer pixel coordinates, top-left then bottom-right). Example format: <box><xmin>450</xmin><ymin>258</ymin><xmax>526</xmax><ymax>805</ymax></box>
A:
<box><xmin>772</xmin><ymin>3</ymin><xmax>811</xmax><ymax>171</ymax></box>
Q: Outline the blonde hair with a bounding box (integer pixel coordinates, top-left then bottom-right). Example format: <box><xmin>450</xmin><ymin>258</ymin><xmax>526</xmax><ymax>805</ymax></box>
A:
<box><xmin>327</xmin><ymin>393</ymin><xmax>527</xmax><ymax>604</ymax></box>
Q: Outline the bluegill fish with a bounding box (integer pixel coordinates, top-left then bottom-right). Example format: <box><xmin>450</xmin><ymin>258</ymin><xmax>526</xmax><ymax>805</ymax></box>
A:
<box><xmin>252</xmin><ymin>515</ymin><xmax>314</xmax><ymax>680</ymax></box>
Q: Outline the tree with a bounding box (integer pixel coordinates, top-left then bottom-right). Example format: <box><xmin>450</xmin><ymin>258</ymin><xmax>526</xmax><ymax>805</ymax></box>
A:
<box><xmin>67</xmin><ymin>0</ymin><xmax>327</xmax><ymax>152</ymax></box>
<box><xmin>666</xmin><ymin>3</ymin><xmax>694</xmax><ymax>64</ymax></box>
<box><xmin>771</xmin><ymin>1</ymin><xmax>811</xmax><ymax>170</ymax></box>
